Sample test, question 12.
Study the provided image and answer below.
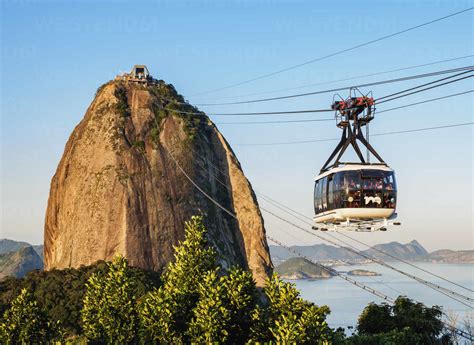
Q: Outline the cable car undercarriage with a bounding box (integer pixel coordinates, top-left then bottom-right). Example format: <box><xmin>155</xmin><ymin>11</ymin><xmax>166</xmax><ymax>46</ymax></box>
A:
<box><xmin>313</xmin><ymin>89</ymin><xmax>401</xmax><ymax>232</ymax></box>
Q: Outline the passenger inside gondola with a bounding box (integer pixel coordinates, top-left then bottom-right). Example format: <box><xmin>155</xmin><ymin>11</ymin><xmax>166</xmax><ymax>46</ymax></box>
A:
<box><xmin>314</xmin><ymin>169</ymin><xmax>397</xmax><ymax>215</ymax></box>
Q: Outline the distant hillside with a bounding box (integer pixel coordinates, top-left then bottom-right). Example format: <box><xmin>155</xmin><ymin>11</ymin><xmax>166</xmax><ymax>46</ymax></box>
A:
<box><xmin>0</xmin><ymin>246</ymin><xmax>43</xmax><ymax>279</ymax></box>
<box><xmin>270</xmin><ymin>243</ymin><xmax>361</xmax><ymax>265</ymax></box>
<box><xmin>275</xmin><ymin>257</ymin><xmax>334</xmax><ymax>280</ymax></box>
<box><xmin>424</xmin><ymin>250</ymin><xmax>474</xmax><ymax>264</ymax></box>
<box><xmin>0</xmin><ymin>239</ymin><xmax>43</xmax><ymax>259</ymax></box>
<box><xmin>364</xmin><ymin>240</ymin><xmax>428</xmax><ymax>261</ymax></box>
<box><xmin>270</xmin><ymin>240</ymin><xmax>473</xmax><ymax>265</ymax></box>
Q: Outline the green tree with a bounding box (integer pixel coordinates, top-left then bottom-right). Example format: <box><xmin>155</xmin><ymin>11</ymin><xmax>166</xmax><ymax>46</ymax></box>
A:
<box><xmin>187</xmin><ymin>267</ymin><xmax>258</xmax><ymax>343</ymax></box>
<box><xmin>250</xmin><ymin>274</ymin><xmax>331</xmax><ymax>344</ymax></box>
<box><xmin>0</xmin><ymin>288</ymin><xmax>60</xmax><ymax>344</ymax></box>
<box><xmin>139</xmin><ymin>216</ymin><xmax>218</xmax><ymax>343</ymax></box>
<box><xmin>354</xmin><ymin>296</ymin><xmax>446</xmax><ymax>344</ymax></box>
<box><xmin>187</xmin><ymin>269</ymin><xmax>231</xmax><ymax>343</ymax></box>
<box><xmin>0</xmin><ymin>260</ymin><xmax>160</xmax><ymax>337</ymax></box>
<box><xmin>81</xmin><ymin>255</ymin><xmax>139</xmax><ymax>344</ymax></box>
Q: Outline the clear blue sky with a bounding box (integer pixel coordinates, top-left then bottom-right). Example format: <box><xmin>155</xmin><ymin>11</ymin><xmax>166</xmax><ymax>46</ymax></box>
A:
<box><xmin>1</xmin><ymin>0</ymin><xmax>472</xmax><ymax>251</ymax></box>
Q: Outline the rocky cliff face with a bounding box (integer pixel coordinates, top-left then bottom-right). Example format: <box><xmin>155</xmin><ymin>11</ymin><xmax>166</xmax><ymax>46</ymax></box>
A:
<box><xmin>44</xmin><ymin>79</ymin><xmax>272</xmax><ymax>285</ymax></box>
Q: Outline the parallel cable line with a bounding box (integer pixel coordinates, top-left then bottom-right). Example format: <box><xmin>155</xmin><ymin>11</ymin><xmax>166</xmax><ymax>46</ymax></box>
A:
<box><xmin>256</xmin><ymin>192</ymin><xmax>474</xmax><ymax>294</ymax></box>
<box><xmin>190</xmin><ymin>8</ymin><xmax>474</xmax><ymax>97</ymax></box>
<box><xmin>189</xmin><ymin>146</ymin><xmax>474</xmax><ymax>303</ymax></box>
<box><xmin>194</xmin><ymin>55</ymin><xmax>474</xmax><ymax>101</ymax></box>
<box><xmin>166</xmin><ymin>148</ymin><xmax>473</xmax><ymax>341</ymax></box>
<box><xmin>261</xmin><ymin>208</ymin><xmax>473</xmax><ymax>307</ymax></box>
<box><xmin>376</xmin><ymin>72</ymin><xmax>474</xmax><ymax>103</ymax></box>
<box><xmin>377</xmin><ymin>90</ymin><xmax>473</xmax><ymax>114</ymax></box>
<box><xmin>168</xmin><ymin>108</ymin><xmax>333</xmax><ymax>116</ymax></box>
<box><xmin>266</xmin><ymin>237</ymin><xmax>473</xmax><ymax>342</ymax></box>
<box><xmin>214</xmin><ymin>90</ymin><xmax>473</xmax><ymax>124</ymax></box>
<box><xmin>235</xmin><ymin>122</ymin><xmax>474</xmax><ymax>146</ymax></box>
<box><xmin>160</xmin><ymin>69</ymin><xmax>472</xmax><ymax>117</ymax></box>
<box><xmin>193</xmin><ymin>66</ymin><xmax>473</xmax><ymax>105</ymax></box>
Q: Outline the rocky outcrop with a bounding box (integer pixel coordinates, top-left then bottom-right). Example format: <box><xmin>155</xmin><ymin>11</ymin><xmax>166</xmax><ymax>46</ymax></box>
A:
<box><xmin>44</xmin><ymin>79</ymin><xmax>272</xmax><ymax>285</ymax></box>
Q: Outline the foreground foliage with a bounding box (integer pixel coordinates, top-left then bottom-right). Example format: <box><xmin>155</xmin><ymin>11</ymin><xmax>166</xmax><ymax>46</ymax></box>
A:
<box><xmin>0</xmin><ymin>259</ymin><xmax>160</xmax><ymax>337</ymax></box>
<box><xmin>82</xmin><ymin>256</ymin><xmax>139</xmax><ymax>343</ymax></box>
<box><xmin>0</xmin><ymin>216</ymin><xmax>455</xmax><ymax>344</ymax></box>
<box><xmin>0</xmin><ymin>288</ymin><xmax>61</xmax><ymax>343</ymax></box>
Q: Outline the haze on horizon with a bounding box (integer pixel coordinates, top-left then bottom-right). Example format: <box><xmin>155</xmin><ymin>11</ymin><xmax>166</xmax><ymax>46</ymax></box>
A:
<box><xmin>1</xmin><ymin>1</ymin><xmax>472</xmax><ymax>252</ymax></box>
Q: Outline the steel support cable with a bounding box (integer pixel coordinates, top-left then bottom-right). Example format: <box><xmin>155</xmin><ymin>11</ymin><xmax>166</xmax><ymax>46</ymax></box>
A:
<box><xmin>166</xmin><ymin>108</ymin><xmax>334</xmax><ymax>116</ymax></box>
<box><xmin>169</xmin><ymin>89</ymin><xmax>472</xmax><ymax>123</ymax></box>
<box><xmin>337</xmin><ymin>232</ymin><xmax>474</xmax><ymax>294</ymax></box>
<box><xmin>190</xmin><ymin>8</ymin><xmax>474</xmax><ymax>97</ymax></box>
<box><xmin>214</xmin><ymin>90</ymin><xmax>473</xmax><ymax>124</ymax></box>
<box><xmin>376</xmin><ymin>90</ymin><xmax>474</xmax><ymax>114</ymax></box>
<box><xmin>376</xmin><ymin>69</ymin><xmax>472</xmax><ymax>101</ymax></box>
<box><xmin>267</xmin><ymin>235</ymin><xmax>474</xmax><ymax>342</ymax></box>
<box><xmin>192</xmin><ymin>66</ymin><xmax>473</xmax><ymax>106</ymax></box>
<box><xmin>261</xmin><ymin>208</ymin><xmax>473</xmax><ymax>308</ymax></box>
<box><xmin>255</xmin><ymin>193</ymin><xmax>474</xmax><ymax>294</ymax></box>
<box><xmin>158</xmin><ymin>69</ymin><xmax>472</xmax><ymax>118</ymax></box>
<box><xmin>189</xmin><ymin>146</ymin><xmax>474</xmax><ymax>298</ymax></box>
<box><xmin>194</xmin><ymin>55</ymin><xmax>474</xmax><ymax>101</ymax></box>
<box><xmin>167</xmin><ymin>146</ymin><xmax>473</xmax><ymax>341</ymax></box>
<box><xmin>266</xmin><ymin>228</ymin><xmax>473</xmax><ymax>341</ymax></box>
<box><xmin>376</xmin><ymin>72</ymin><xmax>474</xmax><ymax>104</ymax></box>
<box><xmin>235</xmin><ymin>122</ymin><xmax>474</xmax><ymax>146</ymax></box>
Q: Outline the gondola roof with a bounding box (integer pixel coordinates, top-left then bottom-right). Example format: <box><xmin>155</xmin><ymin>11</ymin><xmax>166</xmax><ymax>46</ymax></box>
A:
<box><xmin>314</xmin><ymin>163</ymin><xmax>393</xmax><ymax>181</ymax></box>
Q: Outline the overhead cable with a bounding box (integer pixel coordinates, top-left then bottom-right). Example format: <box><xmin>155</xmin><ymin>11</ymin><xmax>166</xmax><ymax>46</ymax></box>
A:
<box><xmin>235</xmin><ymin>122</ymin><xmax>474</xmax><ymax>146</ymax></box>
<box><xmin>214</xmin><ymin>90</ymin><xmax>473</xmax><ymax>124</ymax></box>
<box><xmin>192</xmin><ymin>66</ymin><xmax>474</xmax><ymax>106</ymax></box>
<box><xmin>194</xmin><ymin>55</ymin><xmax>474</xmax><ymax>101</ymax></box>
<box><xmin>190</xmin><ymin>8</ymin><xmax>474</xmax><ymax>97</ymax></box>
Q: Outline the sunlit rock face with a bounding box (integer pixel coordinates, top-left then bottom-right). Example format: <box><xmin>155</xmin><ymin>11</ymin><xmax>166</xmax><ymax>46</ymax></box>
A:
<box><xmin>44</xmin><ymin>79</ymin><xmax>273</xmax><ymax>286</ymax></box>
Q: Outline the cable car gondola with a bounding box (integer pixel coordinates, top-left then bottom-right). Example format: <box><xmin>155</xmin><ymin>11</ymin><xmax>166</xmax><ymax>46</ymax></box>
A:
<box><xmin>313</xmin><ymin>89</ymin><xmax>400</xmax><ymax>232</ymax></box>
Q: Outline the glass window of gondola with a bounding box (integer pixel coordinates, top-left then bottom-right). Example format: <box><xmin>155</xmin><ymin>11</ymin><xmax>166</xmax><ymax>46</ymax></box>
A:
<box><xmin>361</xmin><ymin>170</ymin><xmax>383</xmax><ymax>208</ymax></box>
<box><xmin>328</xmin><ymin>175</ymin><xmax>334</xmax><ymax>209</ymax></box>
<box><xmin>333</xmin><ymin>173</ymin><xmax>343</xmax><ymax>209</ymax></box>
<box><xmin>383</xmin><ymin>171</ymin><xmax>397</xmax><ymax>209</ymax></box>
<box><xmin>343</xmin><ymin>171</ymin><xmax>361</xmax><ymax>208</ymax></box>
<box><xmin>321</xmin><ymin>177</ymin><xmax>328</xmax><ymax>211</ymax></box>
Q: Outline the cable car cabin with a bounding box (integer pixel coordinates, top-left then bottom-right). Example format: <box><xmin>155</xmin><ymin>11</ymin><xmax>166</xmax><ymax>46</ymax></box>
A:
<box><xmin>313</xmin><ymin>164</ymin><xmax>397</xmax><ymax>224</ymax></box>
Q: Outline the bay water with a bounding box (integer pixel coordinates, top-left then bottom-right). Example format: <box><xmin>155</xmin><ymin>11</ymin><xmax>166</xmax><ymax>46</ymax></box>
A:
<box><xmin>292</xmin><ymin>262</ymin><xmax>474</xmax><ymax>331</ymax></box>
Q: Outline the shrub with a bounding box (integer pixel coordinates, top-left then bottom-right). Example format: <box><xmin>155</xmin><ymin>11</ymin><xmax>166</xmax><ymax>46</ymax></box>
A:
<box><xmin>81</xmin><ymin>256</ymin><xmax>139</xmax><ymax>344</ymax></box>
<box><xmin>0</xmin><ymin>288</ymin><xmax>61</xmax><ymax>343</ymax></box>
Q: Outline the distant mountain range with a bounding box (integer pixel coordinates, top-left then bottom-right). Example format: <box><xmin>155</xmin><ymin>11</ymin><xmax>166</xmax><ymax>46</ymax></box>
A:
<box><xmin>0</xmin><ymin>238</ymin><xmax>472</xmax><ymax>280</ymax></box>
<box><xmin>270</xmin><ymin>240</ymin><xmax>474</xmax><ymax>266</ymax></box>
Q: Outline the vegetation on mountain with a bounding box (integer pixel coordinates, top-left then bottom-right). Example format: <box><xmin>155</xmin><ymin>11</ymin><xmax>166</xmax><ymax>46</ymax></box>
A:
<box><xmin>275</xmin><ymin>257</ymin><xmax>334</xmax><ymax>280</ymax></box>
<box><xmin>44</xmin><ymin>79</ymin><xmax>272</xmax><ymax>286</ymax></box>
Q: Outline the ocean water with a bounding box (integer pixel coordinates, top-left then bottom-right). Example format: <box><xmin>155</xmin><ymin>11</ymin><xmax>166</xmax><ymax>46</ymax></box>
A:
<box><xmin>291</xmin><ymin>262</ymin><xmax>474</xmax><ymax>330</ymax></box>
